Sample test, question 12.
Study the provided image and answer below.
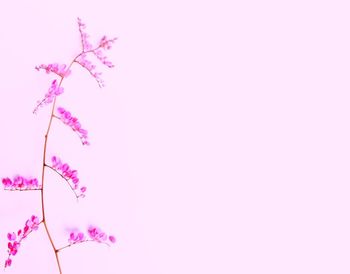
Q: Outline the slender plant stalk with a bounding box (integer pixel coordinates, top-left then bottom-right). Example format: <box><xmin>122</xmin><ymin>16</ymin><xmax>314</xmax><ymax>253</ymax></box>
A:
<box><xmin>2</xmin><ymin>19</ymin><xmax>117</xmax><ymax>273</ymax></box>
<box><xmin>40</xmin><ymin>57</ymin><xmax>79</xmax><ymax>274</ymax></box>
<box><xmin>56</xmin><ymin>240</ymin><xmax>110</xmax><ymax>253</ymax></box>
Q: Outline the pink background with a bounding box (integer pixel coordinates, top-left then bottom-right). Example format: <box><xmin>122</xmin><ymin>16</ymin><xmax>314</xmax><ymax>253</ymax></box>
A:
<box><xmin>1</xmin><ymin>0</ymin><xmax>350</xmax><ymax>273</ymax></box>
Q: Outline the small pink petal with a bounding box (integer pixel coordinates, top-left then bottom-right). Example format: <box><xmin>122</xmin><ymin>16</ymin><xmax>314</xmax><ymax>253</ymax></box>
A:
<box><xmin>7</xmin><ymin>232</ymin><xmax>16</xmax><ymax>241</ymax></box>
<box><xmin>69</xmin><ymin>232</ymin><xmax>76</xmax><ymax>242</ymax></box>
<box><xmin>5</xmin><ymin>258</ymin><xmax>12</xmax><ymax>267</ymax></box>
<box><xmin>77</xmin><ymin>232</ymin><xmax>85</xmax><ymax>241</ymax></box>
<box><xmin>109</xmin><ymin>235</ymin><xmax>116</xmax><ymax>243</ymax></box>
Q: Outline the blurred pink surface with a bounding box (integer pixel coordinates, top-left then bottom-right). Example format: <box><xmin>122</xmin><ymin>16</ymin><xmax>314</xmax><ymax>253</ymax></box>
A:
<box><xmin>1</xmin><ymin>0</ymin><xmax>350</xmax><ymax>273</ymax></box>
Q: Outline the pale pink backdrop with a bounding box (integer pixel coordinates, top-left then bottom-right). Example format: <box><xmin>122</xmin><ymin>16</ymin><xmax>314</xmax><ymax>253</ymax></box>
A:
<box><xmin>1</xmin><ymin>0</ymin><xmax>350</xmax><ymax>273</ymax></box>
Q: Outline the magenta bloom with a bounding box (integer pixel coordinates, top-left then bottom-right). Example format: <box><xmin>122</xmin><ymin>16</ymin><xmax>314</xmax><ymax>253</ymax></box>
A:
<box><xmin>69</xmin><ymin>231</ymin><xmax>85</xmax><ymax>244</ymax></box>
<box><xmin>75</xmin><ymin>18</ymin><xmax>117</xmax><ymax>87</ymax></box>
<box><xmin>4</xmin><ymin>215</ymin><xmax>41</xmax><ymax>268</ymax></box>
<box><xmin>94</xmin><ymin>36</ymin><xmax>117</xmax><ymax>68</ymax></box>
<box><xmin>75</xmin><ymin>54</ymin><xmax>105</xmax><ymax>87</ymax></box>
<box><xmin>50</xmin><ymin>156</ymin><xmax>87</xmax><ymax>198</ymax></box>
<box><xmin>66</xmin><ymin>226</ymin><xmax>116</xmax><ymax>247</ymax></box>
<box><xmin>4</xmin><ymin>258</ymin><xmax>12</xmax><ymax>268</ymax></box>
<box><xmin>2</xmin><ymin>176</ymin><xmax>41</xmax><ymax>190</ymax></box>
<box><xmin>35</xmin><ymin>63</ymin><xmax>71</xmax><ymax>78</ymax></box>
<box><xmin>77</xmin><ymin>17</ymin><xmax>93</xmax><ymax>51</ymax></box>
<box><xmin>2</xmin><ymin>18</ymin><xmax>117</xmax><ymax>272</ymax></box>
<box><xmin>33</xmin><ymin>80</ymin><xmax>64</xmax><ymax>114</ymax></box>
<box><xmin>109</xmin><ymin>235</ymin><xmax>116</xmax><ymax>244</ymax></box>
<box><xmin>87</xmin><ymin>226</ymin><xmax>116</xmax><ymax>245</ymax></box>
<box><xmin>56</xmin><ymin>106</ymin><xmax>89</xmax><ymax>145</ymax></box>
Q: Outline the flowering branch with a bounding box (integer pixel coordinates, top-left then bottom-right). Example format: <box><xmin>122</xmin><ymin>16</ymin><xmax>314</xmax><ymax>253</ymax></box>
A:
<box><xmin>33</xmin><ymin>80</ymin><xmax>64</xmax><ymax>114</ymax></box>
<box><xmin>2</xmin><ymin>176</ymin><xmax>42</xmax><ymax>191</ymax></box>
<box><xmin>2</xmin><ymin>18</ymin><xmax>117</xmax><ymax>273</ymax></box>
<box><xmin>75</xmin><ymin>17</ymin><xmax>117</xmax><ymax>88</ymax></box>
<box><xmin>4</xmin><ymin>188</ymin><xmax>41</xmax><ymax>192</ymax></box>
<box><xmin>35</xmin><ymin>63</ymin><xmax>71</xmax><ymax>78</ymax></box>
<box><xmin>57</xmin><ymin>226</ymin><xmax>116</xmax><ymax>252</ymax></box>
<box><xmin>56</xmin><ymin>239</ymin><xmax>97</xmax><ymax>252</ymax></box>
<box><xmin>53</xmin><ymin>107</ymin><xmax>89</xmax><ymax>145</ymax></box>
<box><xmin>44</xmin><ymin>164</ymin><xmax>82</xmax><ymax>200</ymax></box>
<box><xmin>4</xmin><ymin>216</ymin><xmax>42</xmax><ymax>268</ymax></box>
<box><xmin>57</xmin><ymin>226</ymin><xmax>116</xmax><ymax>253</ymax></box>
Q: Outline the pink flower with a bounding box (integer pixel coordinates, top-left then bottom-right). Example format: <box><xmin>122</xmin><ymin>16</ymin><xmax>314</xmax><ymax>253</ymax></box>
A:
<box><xmin>35</xmin><ymin>63</ymin><xmax>71</xmax><ymax>78</ymax></box>
<box><xmin>74</xmin><ymin>18</ymin><xmax>117</xmax><ymax>87</ymax></box>
<box><xmin>4</xmin><ymin>215</ymin><xmax>41</xmax><ymax>268</ymax></box>
<box><xmin>75</xmin><ymin>54</ymin><xmax>105</xmax><ymax>87</ymax></box>
<box><xmin>25</xmin><ymin>215</ymin><xmax>40</xmax><ymax>233</ymax></box>
<box><xmin>4</xmin><ymin>259</ymin><xmax>12</xmax><ymax>268</ymax></box>
<box><xmin>49</xmin><ymin>156</ymin><xmax>86</xmax><ymax>198</ymax></box>
<box><xmin>109</xmin><ymin>235</ymin><xmax>116</xmax><ymax>244</ymax></box>
<box><xmin>69</xmin><ymin>231</ymin><xmax>85</xmax><ymax>244</ymax></box>
<box><xmin>98</xmin><ymin>35</ymin><xmax>117</xmax><ymax>51</ymax></box>
<box><xmin>7</xmin><ymin>233</ymin><xmax>16</xmax><ymax>241</ymax></box>
<box><xmin>66</xmin><ymin>226</ymin><xmax>116</xmax><ymax>247</ymax></box>
<box><xmin>87</xmin><ymin>226</ymin><xmax>116</xmax><ymax>245</ymax></box>
<box><xmin>77</xmin><ymin>17</ymin><xmax>93</xmax><ymax>51</ymax></box>
<box><xmin>55</xmin><ymin>107</ymin><xmax>89</xmax><ymax>145</ymax></box>
<box><xmin>94</xmin><ymin>36</ymin><xmax>117</xmax><ymax>68</ymax></box>
<box><xmin>2</xmin><ymin>176</ymin><xmax>41</xmax><ymax>190</ymax></box>
<box><xmin>33</xmin><ymin>80</ymin><xmax>64</xmax><ymax>114</ymax></box>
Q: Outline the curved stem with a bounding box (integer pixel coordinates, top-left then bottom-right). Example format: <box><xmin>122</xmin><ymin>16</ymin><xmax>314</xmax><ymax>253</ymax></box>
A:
<box><xmin>56</xmin><ymin>240</ymin><xmax>92</xmax><ymax>252</ymax></box>
<box><xmin>73</xmin><ymin>59</ymin><xmax>103</xmax><ymax>88</ymax></box>
<box><xmin>52</xmin><ymin>115</ymin><xmax>87</xmax><ymax>146</ymax></box>
<box><xmin>40</xmin><ymin>53</ymin><xmax>83</xmax><ymax>274</ymax></box>
<box><xmin>41</xmin><ymin>96</ymin><xmax>62</xmax><ymax>273</ymax></box>
<box><xmin>4</xmin><ymin>188</ymin><xmax>41</xmax><ymax>191</ymax></box>
<box><xmin>44</xmin><ymin>164</ymin><xmax>79</xmax><ymax>200</ymax></box>
<box><xmin>4</xmin><ymin>221</ymin><xmax>44</xmax><ymax>270</ymax></box>
<box><xmin>56</xmin><ymin>239</ymin><xmax>110</xmax><ymax>253</ymax></box>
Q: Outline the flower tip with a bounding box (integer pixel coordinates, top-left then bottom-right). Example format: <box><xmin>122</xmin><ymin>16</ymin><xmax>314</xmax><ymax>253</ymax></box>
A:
<box><xmin>7</xmin><ymin>233</ymin><xmax>16</xmax><ymax>241</ymax></box>
<box><xmin>109</xmin><ymin>235</ymin><xmax>116</xmax><ymax>244</ymax></box>
<box><xmin>5</xmin><ymin>258</ymin><xmax>12</xmax><ymax>268</ymax></box>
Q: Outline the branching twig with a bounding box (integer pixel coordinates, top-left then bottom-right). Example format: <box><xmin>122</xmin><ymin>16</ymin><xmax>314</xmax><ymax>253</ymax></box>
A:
<box><xmin>44</xmin><ymin>164</ymin><xmax>80</xmax><ymax>201</ymax></box>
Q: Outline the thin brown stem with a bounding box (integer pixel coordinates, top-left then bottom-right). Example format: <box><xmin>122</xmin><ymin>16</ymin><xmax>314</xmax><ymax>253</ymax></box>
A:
<box><xmin>73</xmin><ymin>59</ymin><xmax>104</xmax><ymax>88</ymax></box>
<box><xmin>44</xmin><ymin>164</ymin><xmax>79</xmax><ymax>200</ymax></box>
<box><xmin>40</xmin><ymin>53</ymin><xmax>84</xmax><ymax>274</ymax></box>
<box><xmin>56</xmin><ymin>240</ymin><xmax>91</xmax><ymax>252</ymax></box>
<box><xmin>4</xmin><ymin>188</ymin><xmax>42</xmax><ymax>191</ymax></box>
<box><xmin>56</xmin><ymin>239</ymin><xmax>110</xmax><ymax>253</ymax></box>
<box><xmin>41</xmin><ymin>95</ymin><xmax>62</xmax><ymax>273</ymax></box>
<box><xmin>52</xmin><ymin>115</ymin><xmax>87</xmax><ymax>146</ymax></box>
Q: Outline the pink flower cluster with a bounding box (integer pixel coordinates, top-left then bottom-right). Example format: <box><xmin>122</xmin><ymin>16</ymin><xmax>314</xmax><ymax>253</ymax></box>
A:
<box><xmin>98</xmin><ymin>35</ymin><xmax>117</xmax><ymax>51</ymax></box>
<box><xmin>50</xmin><ymin>156</ymin><xmax>87</xmax><ymax>198</ymax></box>
<box><xmin>75</xmin><ymin>54</ymin><xmax>104</xmax><ymax>87</ymax></box>
<box><xmin>56</xmin><ymin>107</ymin><xmax>89</xmax><ymax>145</ymax></box>
<box><xmin>75</xmin><ymin>18</ymin><xmax>117</xmax><ymax>87</ymax></box>
<box><xmin>5</xmin><ymin>215</ymin><xmax>41</xmax><ymax>268</ymax></box>
<box><xmin>35</xmin><ymin>63</ymin><xmax>71</xmax><ymax>78</ymax></box>
<box><xmin>33</xmin><ymin>80</ymin><xmax>64</xmax><ymax>114</ymax></box>
<box><xmin>88</xmin><ymin>226</ymin><xmax>116</xmax><ymax>244</ymax></box>
<box><xmin>77</xmin><ymin>17</ymin><xmax>93</xmax><ymax>51</ymax></box>
<box><xmin>2</xmin><ymin>176</ymin><xmax>41</xmax><ymax>190</ymax></box>
<box><xmin>94</xmin><ymin>36</ymin><xmax>117</xmax><ymax>68</ymax></box>
<box><xmin>68</xmin><ymin>226</ymin><xmax>116</xmax><ymax>246</ymax></box>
